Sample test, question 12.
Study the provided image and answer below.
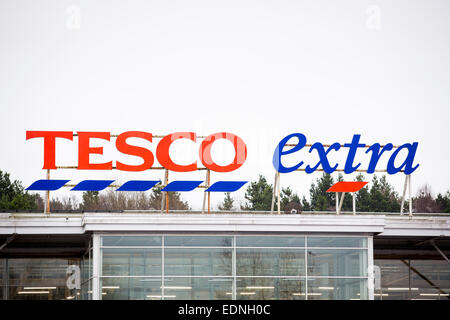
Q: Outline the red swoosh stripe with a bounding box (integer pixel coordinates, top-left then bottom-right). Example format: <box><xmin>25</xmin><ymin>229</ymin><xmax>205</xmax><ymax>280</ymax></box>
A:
<box><xmin>326</xmin><ymin>181</ymin><xmax>368</xmax><ymax>193</ymax></box>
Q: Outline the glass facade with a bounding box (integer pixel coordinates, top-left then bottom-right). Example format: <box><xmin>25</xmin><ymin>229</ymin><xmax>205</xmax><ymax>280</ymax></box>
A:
<box><xmin>99</xmin><ymin>235</ymin><xmax>369</xmax><ymax>300</ymax></box>
<box><xmin>0</xmin><ymin>258</ymin><xmax>81</xmax><ymax>300</ymax></box>
<box><xmin>0</xmin><ymin>234</ymin><xmax>370</xmax><ymax>300</ymax></box>
<box><xmin>0</xmin><ymin>241</ymin><xmax>92</xmax><ymax>300</ymax></box>
<box><xmin>374</xmin><ymin>259</ymin><xmax>450</xmax><ymax>300</ymax></box>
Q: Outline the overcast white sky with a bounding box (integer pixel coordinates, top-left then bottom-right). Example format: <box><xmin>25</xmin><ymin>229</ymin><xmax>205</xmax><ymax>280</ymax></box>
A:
<box><xmin>1</xmin><ymin>0</ymin><xmax>449</xmax><ymax>210</ymax></box>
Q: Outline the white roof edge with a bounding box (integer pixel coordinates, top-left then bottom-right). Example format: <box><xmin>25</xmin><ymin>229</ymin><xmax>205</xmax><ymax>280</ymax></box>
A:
<box><xmin>379</xmin><ymin>216</ymin><xmax>450</xmax><ymax>237</ymax></box>
<box><xmin>0</xmin><ymin>213</ymin><xmax>448</xmax><ymax>236</ymax></box>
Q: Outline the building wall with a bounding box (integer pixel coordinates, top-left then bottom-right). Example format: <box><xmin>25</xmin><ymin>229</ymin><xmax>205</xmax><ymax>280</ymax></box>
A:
<box><xmin>1</xmin><ymin>212</ymin><xmax>449</xmax><ymax>300</ymax></box>
<box><xmin>95</xmin><ymin>234</ymin><xmax>370</xmax><ymax>300</ymax></box>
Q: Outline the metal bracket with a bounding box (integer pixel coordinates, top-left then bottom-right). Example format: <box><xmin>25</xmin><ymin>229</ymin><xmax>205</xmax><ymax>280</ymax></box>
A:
<box><xmin>400</xmin><ymin>174</ymin><xmax>412</xmax><ymax>216</ymax></box>
<box><xmin>161</xmin><ymin>169</ymin><xmax>169</xmax><ymax>213</ymax></box>
<box><xmin>430</xmin><ymin>240</ymin><xmax>450</xmax><ymax>265</ymax></box>
<box><xmin>270</xmin><ymin>171</ymin><xmax>281</xmax><ymax>214</ymax></box>
<box><xmin>0</xmin><ymin>233</ymin><xmax>17</xmax><ymax>251</ymax></box>
<box><xmin>335</xmin><ymin>192</ymin><xmax>346</xmax><ymax>215</ymax></box>
<box><xmin>202</xmin><ymin>169</ymin><xmax>211</xmax><ymax>213</ymax></box>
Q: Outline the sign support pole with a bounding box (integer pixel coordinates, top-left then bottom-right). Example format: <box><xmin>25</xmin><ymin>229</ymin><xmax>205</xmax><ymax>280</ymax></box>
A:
<box><xmin>400</xmin><ymin>174</ymin><xmax>412</xmax><ymax>216</ymax></box>
<box><xmin>335</xmin><ymin>192</ymin><xmax>339</xmax><ymax>214</ymax></box>
<box><xmin>202</xmin><ymin>169</ymin><xmax>211</xmax><ymax>213</ymax></box>
<box><xmin>44</xmin><ymin>169</ymin><xmax>50</xmax><ymax>214</ymax></box>
<box><xmin>276</xmin><ymin>172</ymin><xmax>281</xmax><ymax>214</ymax></box>
<box><xmin>271</xmin><ymin>171</ymin><xmax>277</xmax><ymax>213</ymax></box>
<box><xmin>161</xmin><ymin>169</ymin><xmax>169</xmax><ymax>213</ymax></box>
<box><xmin>408</xmin><ymin>174</ymin><xmax>412</xmax><ymax>217</ymax></box>
<box><xmin>400</xmin><ymin>175</ymin><xmax>408</xmax><ymax>215</ymax></box>
<box><xmin>207</xmin><ymin>169</ymin><xmax>211</xmax><ymax>213</ymax></box>
<box><xmin>338</xmin><ymin>192</ymin><xmax>345</xmax><ymax>214</ymax></box>
<box><xmin>165</xmin><ymin>170</ymin><xmax>169</xmax><ymax>213</ymax></box>
<box><xmin>352</xmin><ymin>192</ymin><xmax>356</xmax><ymax>215</ymax></box>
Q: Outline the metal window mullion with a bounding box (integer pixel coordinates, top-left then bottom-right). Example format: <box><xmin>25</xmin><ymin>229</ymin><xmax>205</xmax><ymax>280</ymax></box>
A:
<box><xmin>305</xmin><ymin>238</ymin><xmax>308</xmax><ymax>300</ymax></box>
<box><xmin>408</xmin><ymin>258</ymin><xmax>411</xmax><ymax>300</ymax></box>
<box><xmin>92</xmin><ymin>234</ymin><xmax>101</xmax><ymax>300</ymax></box>
<box><xmin>232</xmin><ymin>235</ymin><xmax>236</xmax><ymax>301</ymax></box>
<box><xmin>162</xmin><ymin>236</ymin><xmax>165</xmax><ymax>300</ymax></box>
<box><xmin>367</xmin><ymin>235</ymin><xmax>374</xmax><ymax>300</ymax></box>
<box><xmin>4</xmin><ymin>259</ymin><xmax>8</xmax><ymax>300</ymax></box>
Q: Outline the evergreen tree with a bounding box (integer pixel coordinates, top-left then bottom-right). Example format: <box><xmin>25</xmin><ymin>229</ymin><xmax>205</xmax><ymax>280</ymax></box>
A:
<box><xmin>301</xmin><ymin>196</ymin><xmax>311</xmax><ymax>211</ymax></box>
<box><xmin>367</xmin><ymin>175</ymin><xmax>400</xmax><ymax>212</ymax></box>
<box><xmin>0</xmin><ymin>169</ymin><xmax>38</xmax><ymax>210</ymax></box>
<box><xmin>355</xmin><ymin>173</ymin><xmax>371</xmax><ymax>212</ymax></box>
<box><xmin>80</xmin><ymin>191</ymin><xmax>100</xmax><ymax>211</ymax></box>
<box><xmin>218</xmin><ymin>192</ymin><xmax>235</xmax><ymax>211</ymax></box>
<box><xmin>280</xmin><ymin>187</ymin><xmax>301</xmax><ymax>209</ymax></box>
<box><xmin>436</xmin><ymin>191</ymin><xmax>450</xmax><ymax>213</ymax></box>
<box><xmin>148</xmin><ymin>186</ymin><xmax>189</xmax><ymax>210</ymax></box>
<box><xmin>241</xmin><ymin>175</ymin><xmax>302</xmax><ymax>212</ymax></box>
<box><xmin>241</xmin><ymin>175</ymin><xmax>273</xmax><ymax>211</ymax></box>
<box><xmin>309</xmin><ymin>173</ymin><xmax>335</xmax><ymax>211</ymax></box>
<box><xmin>280</xmin><ymin>186</ymin><xmax>302</xmax><ymax>212</ymax></box>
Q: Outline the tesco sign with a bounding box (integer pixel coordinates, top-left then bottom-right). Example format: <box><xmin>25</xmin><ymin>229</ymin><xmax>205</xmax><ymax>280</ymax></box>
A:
<box><xmin>26</xmin><ymin>131</ymin><xmax>420</xmax><ymax>175</ymax></box>
<box><xmin>26</xmin><ymin>131</ymin><xmax>247</xmax><ymax>173</ymax></box>
<box><xmin>25</xmin><ymin>131</ymin><xmax>419</xmax><ymax>193</ymax></box>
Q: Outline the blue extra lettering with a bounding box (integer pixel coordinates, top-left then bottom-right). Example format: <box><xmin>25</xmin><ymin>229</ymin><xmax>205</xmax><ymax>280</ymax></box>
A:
<box><xmin>365</xmin><ymin>143</ymin><xmax>393</xmax><ymax>173</ymax></box>
<box><xmin>272</xmin><ymin>133</ymin><xmax>306</xmax><ymax>173</ymax></box>
<box><xmin>305</xmin><ymin>142</ymin><xmax>340</xmax><ymax>174</ymax></box>
<box><xmin>387</xmin><ymin>142</ymin><xmax>419</xmax><ymax>174</ymax></box>
<box><xmin>343</xmin><ymin>134</ymin><xmax>365</xmax><ymax>174</ymax></box>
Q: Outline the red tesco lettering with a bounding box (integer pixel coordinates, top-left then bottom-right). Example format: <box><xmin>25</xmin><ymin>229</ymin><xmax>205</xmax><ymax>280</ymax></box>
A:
<box><xmin>26</xmin><ymin>131</ymin><xmax>247</xmax><ymax>173</ymax></box>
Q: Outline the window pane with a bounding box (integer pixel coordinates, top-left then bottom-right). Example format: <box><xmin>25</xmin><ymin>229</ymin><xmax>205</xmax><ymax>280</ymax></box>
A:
<box><xmin>165</xmin><ymin>236</ymin><xmax>232</xmax><ymax>247</ymax></box>
<box><xmin>80</xmin><ymin>280</ymin><xmax>92</xmax><ymax>300</ymax></box>
<box><xmin>81</xmin><ymin>250</ymin><xmax>92</xmax><ymax>285</ymax></box>
<box><xmin>374</xmin><ymin>259</ymin><xmax>450</xmax><ymax>300</ymax></box>
<box><xmin>102</xmin><ymin>236</ymin><xmax>161</xmax><ymax>247</ymax></box>
<box><xmin>101</xmin><ymin>277</ymin><xmax>161</xmax><ymax>300</ymax></box>
<box><xmin>7</xmin><ymin>259</ymin><xmax>76</xmax><ymax>286</ymax></box>
<box><xmin>307</xmin><ymin>249</ymin><xmax>367</xmax><ymax>277</ymax></box>
<box><xmin>8</xmin><ymin>286</ymin><xmax>78</xmax><ymax>300</ymax></box>
<box><xmin>0</xmin><ymin>259</ymin><xmax>4</xmax><ymax>286</ymax></box>
<box><xmin>0</xmin><ymin>260</ymin><xmax>3</xmax><ymax>300</ymax></box>
<box><xmin>237</xmin><ymin>249</ymin><xmax>305</xmax><ymax>276</ymax></box>
<box><xmin>6</xmin><ymin>258</ymin><xmax>80</xmax><ymax>300</ymax></box>
<box><xmin>163</xmin><ymin>277</ymin><xmax>232</xmax><ymax>300</ymax></box>
<box><xmin>236</xmin><ymin>278</ymin><xmax>306</xmax><ymax>300</ymax></box>
<box><xmin>410</xmin><ymin>260</ymin><xmax>450</xmax><ymax>300</ymax></box>
<box><xmin>102</xmin><ymin>248</ymin><xmax>162</xmax><ymax>276</ymax></box>
<box><xmin>307</xmin><ymin>237</ymin><xmax>367</xmax><ymax>248</ymax></box>
<box><xmin>307</xmin><ymin>278</ymin><xmax>368</xmax><ymax>300</ymax></box>
<box><xmin>164</xmin><ymin>248</ymin><xmax>232</xmax><ymax>276</ymax></box>
<box><xmin>237</xmin><ymin>236</ymin><xmax>305</xmax><ymax>247</ymax></box>
<box><xmin>374</xmin><ymin>259</ymin><xmax>410</xmax><ymax>300</ymax></box>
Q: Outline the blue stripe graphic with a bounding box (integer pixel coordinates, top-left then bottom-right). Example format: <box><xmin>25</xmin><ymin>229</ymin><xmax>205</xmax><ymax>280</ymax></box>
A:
<box><xmin>206</xmin><ymin>181</ymin><xmax>247</xmax><ymax>192</ymax></box>
<box><xmin>26</xmin><ymin>179</ymin><xmax>247</xmax><ymax>192</ymax></box>
<box><xmin>71</xmin><ymin>180</ymin><xmax>114</xmax><ymax>191</ymax></box>
<box><xmin>162</xmin><ymin>180</ymin><xmax>203</xmax><ymax>192</ymax></box>
<box><xmin>117</xmin><ymin>180</ymin><xmax>160</xmax><ymax>191</ymax></box>
<box><xmin>26</xmin><ymin>180</ymin><xmax>70</xmax><ymax>191</ymax></box>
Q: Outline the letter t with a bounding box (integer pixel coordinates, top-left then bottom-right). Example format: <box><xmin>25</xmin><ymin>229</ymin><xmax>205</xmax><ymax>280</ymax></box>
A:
<box><xmin>26</xmin><ymin>131</ymin><xmax>73</xmax><ymax>169</ymax></box>
<box><xmin>343</xmin><ymin>134</ymin><xmax>365</xmax><ymax>174</ymax></box>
